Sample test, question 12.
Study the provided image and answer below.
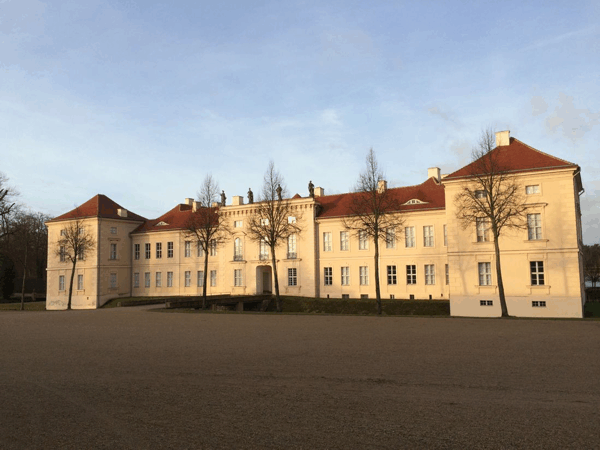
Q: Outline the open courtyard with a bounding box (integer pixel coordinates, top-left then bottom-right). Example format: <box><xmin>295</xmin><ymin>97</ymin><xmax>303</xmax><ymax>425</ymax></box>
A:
<box><xmin>1</xmin><ymin>307</ymin><xmax>599</xmax><ymax>449</ymax></box>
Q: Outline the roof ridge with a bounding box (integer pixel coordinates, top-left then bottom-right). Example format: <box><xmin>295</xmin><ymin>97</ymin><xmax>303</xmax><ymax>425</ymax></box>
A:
<box><xmin>510</xmin><ymin>138</ymin><xmax>577</xmax><ymax>167</ymax></box>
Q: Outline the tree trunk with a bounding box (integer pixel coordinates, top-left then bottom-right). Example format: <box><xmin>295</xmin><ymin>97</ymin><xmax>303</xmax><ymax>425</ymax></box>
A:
<box><xmin>493</xmin><ymin>232</ymin><xmax>509</xmax><ymax>317</ymax></box>
<box><xmin>68</xmin><ymin>260</ymin><xmax>76</xmax><ymax>310</ymax></box>
<box><xmin>202</xmin><ymin>252</ymin><xmax>209</xmax><ymax>310</ymax></box>
<box><xmin>374</xmin><ymin>238</ymin><xmax>382</xmax><ymax>315</ymax></box>
<box><xmin>271</xmin><ymin>248</ymin><xmax>281</xmax><ymax>312</ymax></box>
<box><xmin>20</xmin><ymin>243</ymin><xmax>28</xmax><ymax>311</ymax></box>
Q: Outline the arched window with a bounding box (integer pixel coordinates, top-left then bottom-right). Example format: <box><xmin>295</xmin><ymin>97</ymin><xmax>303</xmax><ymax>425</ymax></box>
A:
<box><xmin>234</xmin><ymin>238</ymin><xmax>243</xmax><ymax>261</ymax></box>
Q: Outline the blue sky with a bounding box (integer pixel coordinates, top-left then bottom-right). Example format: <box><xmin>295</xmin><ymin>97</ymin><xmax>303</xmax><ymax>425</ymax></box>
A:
<box><xmin>1</xmin><ymin>0</ymin><xmax>599</xmax><ymax>242</ymax></box>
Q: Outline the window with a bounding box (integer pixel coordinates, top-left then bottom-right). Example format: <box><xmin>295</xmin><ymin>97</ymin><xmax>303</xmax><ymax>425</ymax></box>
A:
<box><xmin>475</xmin><ymin>190</ymin><xmax>487</xmax><ymax>199</ymax></box>
<box><xmin>234</xmin><ymin>238</ymin><xmax>243</xmax><ymax>261</ymax></box>
<box><xmin>260</xmin><ymin>239</ymin><xmax>269</xmax><ymax>260</ymax></box>
<box><xmin>323</xmin><ymin>232</ymin><xmax>332</xmax><ymax>252</ymax></box>
<box><xmin>359</xmin><ymin>266</ymin><xmax>369</xmax><ymax>286</ymax></box>
<box><xmin>480</xmin><ymin>300</ymin><xmax>493</xmax><ymax>306</ymax></box>
<box><xmin>197</xmin><ymin>243</ymin><xmax>204</xmax><ymax>258</ymax></box>
<box><xmin>324</xmin><ymin>267</ymin><xmax>332</xmax><ymax>286</ymax></box>
<box><xmin>167</xmin><ymin>242</ymin><xmax>174</xmax><ymax>258</ymax></box>
<box><xmin>184</xmin><ymin>241</ymin><xmax>191</xmax><ymax>258</ymax></box>
<box><xmin>59</xmin><ymin>246</ymin><xmax>66</xmax><ymax>262</ymax></box>
<box><xmin>156</xmin><ymin>242</ymin><xmax>162</xmax><ymax>259</ymax></box>
<box><xmin>167</xmin><ymin>272</ymin><xmax>173</xmax><ymax>287</ymax></box>
<box><xmin>260</xmin><ymin>218</ymin><xmax>269</xmax><ymax>226</ymax></box>
<box><xmin>443</xmin><ymin>225</ymin><xmax>447</xmax><ymax>247</ymax></box>
<box><xmin>423</xmin><ymin>226</ymin><xmax>434</xmax><ymax>247</ymax></box>
<box><xmin>528</xmin><ymin>214</ymin><xmax>542</xmax><ymax>240</ymax></box>
<box><xmin>110</xmin><ymin>273</ymin><xmax>117</xmax><ymax>289</ymax></box>
<box><xmin>532</xmin><ymin>301</ymin><xmax>546</xmax><ymax>307</ymax></box>
<box><xmin>288</xmin><ymin>268</ymin><xmax>297</xmax><ymax>286</ymax></box>
<box><xmin>445</xmin><ymin>264</ymin><xmax>449</xmax><ymax>285</ymax></box>
<box><xmin>60</xmin><ymin>229</ymin><xmax>65</xmax><ymax>236</ymax></box>
<box><xmin>287</xmin><ymin>234</ymin><xmax>297</xmax><ymax>259</ymax></box>
<box><xmin>210</xmin><ymin>270</ymin><xmax>217</xmax><ymax>286</ymax></box>
<box><xmin>530</xmin><ymin>261</ymin><xmax>545</xmax><ymax>286</ymax></box>
<box><xmin>425</xmin><ymin>265</ymin><xmax>435</xmax><ymax>285</ymax></box>
<box><xmin>340</xmin><ymin>231</ymin><xmax>349</xmax><ymax>251</ymax></box>
<box><xmin>234</xmin><ymin>220</ymin><xmax>243</xmax><ymax>228</ymax></box>
<box><xmin>110</xmin><ymin>243</ymin><xmax>117</xmax><ymax>260</ymax></box>
<box><xmin>144</xmin><ymin>272</ymin><xmax>150</xmax><ymax>288</ymax></box>
<box><xmin>341</xmin><ymin>267</ymin><xmax>350</xmax><ymax>286</ymax></box>
<box><xmin>288</xmin><ymin>216</ymin><xmax>296</xmax><ymax>224</ymax></box>
<box><xmin>406</xmin><ymin>265</ymin><xmax>416</xmax><ymax>285</ymax></box>
<box><xmin>387</xmin><ymin>265</ymin><xmax>397</xmax><ymax>285</ymax></box>
<box><xmin>476</xmin><ymin>218</ymin><xmax>489</xmax><ymax>242</ymax></box>
<box><xmin>210</xmin><ymin>239</ymin><xmax>217</xmax><ymax>256</ymax></box>
<box><xmin>526</xmin><ymin>185</ymin><xmax>540</xmax><ymax>195</ymax></box>
<box><xmin>478</xmin><ymin>262</ymin><xmax>492</xmax><ymax>286</ymax></box>
<box><xmin>197</xmin><ymin>271</ymin><xmax>204</xmax><ymax>287</ymax></box>
<box><xmin>360</xmin><ymin>294</ymin><xmax>368</xmax><ymax>299</ymax></box>
<box><xmin>78</xmin><ymin>227</ymin><xmax>85</xmax><ymax>235</ymax></box>
<box><xmin>133</xmin><ymin>273</ymin><xmax>139</xmax><ymax>288</ymax></box>
<box><xmin>134</xmin><ymin>244</ymin><xmax>140</xmax><ymax>260</ymax></box>
<box><xmin>359</xmin><ymin>231</ymin><xmax>368</xmax><ymax>250</ymax></box>
<box><xmin>77</xmin><ymin>247</ymin><xmax>85</xmax><ymax>260</ymax></box>
<box><xmin>156</xmin><ymin>272</ymin><xmax>162</xmax><ymax>287</ymax></box>
<box><xmin>145</xmin><ymin>243</ymin><xmax>151</xmax><ymax>259</ymax></box>
<box><xmin>342</xmin><ymin>294</ymin><xmax>350</xmax><ymax>299</ymax></box>
<box><xmin>405</xmin><ymin>227</ymin><xmax>415</xmax><ymax>248</ymax></box>
<box><xmin>110</xmin><ymin>227</ymin><xmax>117</xmax><ymax>234</ymax></box>
<box><xmin>185</xmin><ymin>271</ymin><xmax>191</xmax><ymax>287</ymax></box>
<box><xmin>59</xmin><ymin>275</ymin><xmax>65</xmax><ymax>291</ymax></box>
<box><xmin>234</xmin><ymin>269</ymin><xmax>243</xmax><ymax>287</ymax></box>
<box><xmin>386</xmin><ymin>228</ymin><xmax>396</xmax><ymax>249</ymax></box>
<box><xmin>77</xmin><ymin>274</ymin><xmax>84</xmax><ymax>290</ymax></box>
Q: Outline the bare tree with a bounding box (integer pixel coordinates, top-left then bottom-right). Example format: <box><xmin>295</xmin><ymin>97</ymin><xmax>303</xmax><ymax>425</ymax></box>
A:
<box><xmin>342</xmin><ymin>149</ymin><xmax>404</xmax><ymax>315</ymax></box>
<box><xmin>185</xmin><ymin>174</ymin><xmax>230</xmax><ymax>309</ymax></box>
<box><xmin>55</xmin><ymin>214</ymin><xmax>96</xmax><ymax>310</ymax></box>
<box><xmin>454</xmin><ymin>128</ymin><xmax>529</xmax><ymax>317</ymax></box>
<box><xmin>247</xmin><ymin>161</ymin><xmax>302</xmax><ymax>312</ymax></box>
<box><xmin>583</xmin><ymin>244</ymin><xmax>600</xmax><ymax>288</ymax></box>
<box><xmin>0</xmin><ymin>172</ymin><xmax>18</xmax><ymax>242</ymax></box>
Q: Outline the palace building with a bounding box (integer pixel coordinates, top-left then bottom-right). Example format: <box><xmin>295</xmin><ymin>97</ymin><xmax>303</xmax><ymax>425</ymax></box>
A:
<box><xmin>46</xmin><ymin>131</ymin><xmax>586</xmax><ymax>317</ymax></box>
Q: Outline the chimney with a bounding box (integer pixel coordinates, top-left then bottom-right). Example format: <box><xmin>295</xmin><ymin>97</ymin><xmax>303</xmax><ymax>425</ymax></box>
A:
<box><xmin>314</xmin><ymin>187</ymin><xmax>325</xmax><ymax>197</ymax></box>
<box><xmin>377</xmin><ymin>180</ymin><xmax>387</xmax><ymax>193</ymax></box>
<box><xmin>117</xmin><ymin>208</ymin><xmax>127</xmax><ymax>218</ymax></box>
<box><xmin>192</xmin><ymin>201</ymin><xmax>200</xmax><ymax>212</ymax></box>
<box><xmin>211</xmin><ymin>202</ymin><xmax>219</xmax><ymax>208</ymax></box>
<box><xmin>427</xmin><ymin>167</ymin><xmax>441</xmax><ymax>182</ymax></box>
<box><xmin>232</xmin><ymin>196</ymin><xmax>244</xmax><ymax>206</ymax></box>
<box><xmin>184</xmin><ymin>198</ymin><xmax>194</xmax><ymax>206</ymax></box>
<box><xmin>495</xmin><ymin>130</ymin><xmax>510</xmax><ymax>147</ymax></box>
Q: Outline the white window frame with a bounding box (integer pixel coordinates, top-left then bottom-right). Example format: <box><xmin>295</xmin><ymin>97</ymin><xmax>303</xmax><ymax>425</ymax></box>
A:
<box><xmin>133</xmin><ymin>272</ymin><xmax>139</xmax><ymax>288</ymax></box>
<box><xmin>145</xmin><ymin>243</ymin><xmax>151</xmax><ymax>259</ymax></box>
<box><xmin>59</xmin><ymin>275</ymin><xmax>65</xmax><ymax>291</ymax></box>
<box><xmin>526</xmin><ymin>185</ymin><xmax>540</xmax><ymax>195</ymax></box>
<box><xmin>359</xmin><ymin>230</ymin><xmax>369</xmax><ymax>250</ymax></box>
<box><xmin>405</xmin><ymin>227</ymin><xmax>415</xmax><ymax>248</ymax></box>
<box><xmin>167</xmin><ymin>241</ymin><xmax>174</xmax><ymax>258</ymax></box>
<box><xmin>59</xmin><ymin>246</ymin><xmax>66</xmax><ymax>262</ymax></box>
<box><xmin>528</xmin><ymin>214</ymin><xmax>542</xmax><ymax>240</ymax></box>
<box><xmin>184</xmin><ymin>241</ymin><xmax>191</xmax><ymax>258</ymax></box>
<box><xmin>197</xmin><ymin>271</ymin><xmax>204</xmax><ymax>287</ymax></box>
<box><xmin>423</xmin><ymin>226</ymin><xmax>434</xmax><ymax>247</ymax></box>
<box><xmin>134</xmin><ymin>244</ymin><xmax>140</xmax><ymax>260</ymax></box>
<box><xmin>386</xmin><ymin>228</ymin><xmax>396</xmax><ymax>249</ymax></box>
<box><xmin>287</xmin><ymin>234</ymin><xmax>297</xmax><ymax>259</ymax></box>
<box><xmin>406</xmin><ymin>265</ymin><xmax>416</xmax><ymax>285</ymax></box>
<box><xmin>167</xmin><ymin>272</ymin><xmax>173</xmax><ymax>287</ymax></box>
<box><xmin>288</xmin><ymin>216</ymin><xmax>296</xmax><ymax>224</ymax></box>
<box><xmin>323</xmin><ymin>232</ymin><xmax>332</xmax><ymax>252</ymax></box>
<box><xmin>359</xmin><ymin>266</ymin><xmax>369</xmax><ymax>286</ymax></box>
<box><xmin>341</xmin><ymin>266</ymin><xmax>350</xmax><ymax>286</ymax></box>
<box><xmin>478</xmin><ymin>262</ymin><xmax>491</xmax><ymax>286</ymax></box>
<box><xmin>110</xmin><ymin>273</ymin><xmax>117</xmax><ymax>289</ymax></box>
<box><xmin>110</xmin><ymin>243</ymin><xmax>117</xmax><ymax>260</ymax></box>
<box><xmin>259</xmin><ymin>239</ymin><xmax>269</xmax><ymax>260</ymax></box>
<box><xmin>144</xmin><ymin>272</ymin><xmax>150</xmax><ymax>288</ymax></box>
<box><xmin>234</xmin><ymin>269</ymin><xmax>243</xmax><ymax>287</ymax></box>
<box><xmin>234</xmin><ymin>237</ymin><xmax>243</xmax><ymax>261</ymax></box>
<box><xmin>197</xmin><ymin>243</ymin><xmax>204</xmax><ymax>258</ymax></box>
<box><xmin>156</xmin><ymin>242</ymin><xmax>162</xmax><ymax>259</ymax></box>
<box><xmin>210</xmin><ymin>239</ymin><xmax>217</xmax><ymax>256</ymax></box>
<box><xmin>425</xmin><ymin>264</ymin><xmax>435</xmax><ymax>285</ymax></box>
<box><xmin>156</xmin><ymin>272</ymin><xmax>162</xmax><ymax>287</ymax></box>
<box><xmin>288</xmin><ymin>268</ymin><xmax>297</xmax><ymax>286</ymax></box>
<box><xmin>77</xmin><ymin>274</ymin><xmax>84</xmax><ymax>290</ymax></box>
<box><xmin>530</xmin><ymin>261</ymin><xmax>545</xmax><ymax>286</ymax></box>
<box><xmin>210</xmin><ymin>270</ymin><xmax>217</xmax><ymax>287</ymax></box>
<box><xmin>110</xmin><ymin>227</ymin><xmax>117</xmax><ymax>234</ymax></box>
<box><xmin>340</xmin><ymin>231</ymin><xmax>349</xmax><ymax>251</ymax></box>
<box><xmin>185</xmin><ymin>271</ymin><xmax>191</xmax><ymax>287</ymax></box>
<box><xmin>324</xmin><ymin>267</ymin><xmax>332</xmax><ymax>286</ymax></box>
<box><xmin>445</xmin><ymin>264</ymin><xmax>449</xmax><ymax>285</ymax></box>
<box><xmin>387</xmin><ymin>265</ymin><xmax>397</xmax><ymax>285</ymax></box>
<box><xmin>476</xmin><ymin>218</ymin><xmax>490</xmax><ymax>242</ymax></box>
<box><xmin>234</xmin><ymin>220</ymin><xmax>243</xmax><ymax>228</ymax></box>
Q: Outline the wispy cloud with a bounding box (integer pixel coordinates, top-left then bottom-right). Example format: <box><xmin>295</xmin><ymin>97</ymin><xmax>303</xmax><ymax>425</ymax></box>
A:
<box><xmin>519</xmin><ymin>26</ymin><xmax>597</xmax><ymax>52</ymax></box>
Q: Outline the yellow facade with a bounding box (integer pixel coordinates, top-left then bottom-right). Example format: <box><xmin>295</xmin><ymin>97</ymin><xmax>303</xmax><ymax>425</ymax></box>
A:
<box><xmin>46</xmin><ymin>132</ymin><xmax>586</xmax><ymax>317</ymax></box>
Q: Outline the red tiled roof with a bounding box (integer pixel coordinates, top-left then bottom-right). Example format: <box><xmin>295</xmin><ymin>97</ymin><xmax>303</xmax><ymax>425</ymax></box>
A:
<box><xmin>315</xmin><ymin>178</ymin><xmax>445</xmax><ymax>219</ymax></box>
<box><xmin>48</xmin><ymin>194</ymin><xmax>146</xmax><ymax>223</ymax></box>
<box><xmin>444</xmin><ymin>138</ymin><xmax>578</xmax><ymax>180</ymax></box>
<box><xmin>292</xmin><ymin>193</ymin><xmax>302</xmax><ymax>199</ymax></box>
<box><xmin>132</xmin><ymin>203</ymin><xmax>194</xmax><ymax>233</ymax></box>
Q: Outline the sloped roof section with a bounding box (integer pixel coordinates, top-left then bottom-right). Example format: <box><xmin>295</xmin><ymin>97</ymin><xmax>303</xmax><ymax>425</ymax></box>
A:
<box><xmin>48</xmin><ymin>194</ymin><xmax>146</xmax><ymax>223</ymax></box>
<box><xmin>132</xmin><ymin>203</ymin><xmax>195</xmax><ymax>233</ymax></box>
<box><xmin>316</xmin><ymin>178</ymin><xmax>445</xmax><ymax>219</ymax></box>
<box><xmin>444</xmin><ymin>138</ymin><xmax>578</xmax><ymax>180</ymax></box>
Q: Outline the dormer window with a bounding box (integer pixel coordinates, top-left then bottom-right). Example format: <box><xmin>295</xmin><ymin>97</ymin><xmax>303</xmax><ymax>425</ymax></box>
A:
<box><xmin>403</xmin><ymin>199</ymin><xmax>427</xmax><ymax>205</ymax></box>
<box><xmin>156</xmin><ymin>221</ymin><xmax>169</xmax><ymax>226</ymax></box>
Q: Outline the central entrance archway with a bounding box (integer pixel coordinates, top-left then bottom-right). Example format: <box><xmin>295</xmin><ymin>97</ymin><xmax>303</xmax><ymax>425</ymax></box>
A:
<box><xmin>256</xmin><ymin>266</ymin><xmax>272</xmax><ymax>294</ymax></box>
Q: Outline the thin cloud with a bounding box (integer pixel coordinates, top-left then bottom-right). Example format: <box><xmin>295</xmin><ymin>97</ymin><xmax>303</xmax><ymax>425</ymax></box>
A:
<box><xmin>545</xmin><ymin>92</ymin><xmax>599</xmax><ymax>141</ymax></box>
<box><xmin>519</xmin><ymin>26</ymin><xmax>597</xmax><ymax>52</ymax></box>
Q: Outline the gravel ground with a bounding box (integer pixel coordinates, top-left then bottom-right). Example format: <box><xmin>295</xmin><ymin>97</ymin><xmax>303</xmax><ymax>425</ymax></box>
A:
<box><xmin>1</xmin><ymin>308</ymin><xmax>599</xmax><ymax>450</ymax></box>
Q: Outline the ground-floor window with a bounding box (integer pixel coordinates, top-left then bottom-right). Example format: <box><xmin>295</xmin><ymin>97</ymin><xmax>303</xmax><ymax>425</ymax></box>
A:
<box><xmin>478</xmin><ymin>262</ymin><xmax>491</xmax><ymax>286</ymax></box>
<box><xmin>359</xmin><ymin>266</ymin><xmax>369</xmax><ymax>285</ymax></box>
<box><xmin>210</xmin><ymin>270</ymin><xmax>217</xmax><ymax>287</ymax></box>
<box><xmin>184</xmin><ymin>271</ymin><xmax>191</xmax><ymax>287</ymax></box>
<box><xmin>156</xmin><ymin>272</ymin><xmax>162</xmax><ymax>287</ymax></box>
<box><xmin>288</xmin><ymin>268</ymin><xmax>297</xmax><ymax>286</ymax></box>
<box><xmin>341</xmin><ymin>266</ymin><xmax>350</xmax><ymax>286</ymax></box>
<box><xmin>59</xmin><ymin>275</ymin><xmax>65</xmax><ymax>291</ymax></box>
<box><xmin>387</xmin><ymin>265</ymin><xmax>397</xmax><ymax>285</ymax></box>
<box><xmin>425</xmin><ymin>265</ymin><xmax>435</xmax><ymax>285</ymax></box>
<box><xmin>530</xmin><ymin>261</ymin><xmax>545</xmax><ymax>285</ymax></box>
<box><xmin>77</xmin><ymin>274</ymin><xmax>84</xmax><ymax>290</ymax></box>
<box><xmin>324</xmin><ymin>267</ymin><xmax>332</xmax><ymax>286</ymax></box>
<box><xmin>110</xmin><ymin>273</ymin><xmax>117</xmax><ymax>289</ymax></box>
<box><xmin>406</xmin><ymin>265</ymin><xmax>416</xmax><ymax>285</ymax></box>
<box><xmin>445</xmin><ymin>264</ymin><xmax>449</xmax><ymax>285</ymax></box>
<box><xmin>198</xmin><ymin>271</ymin><xmax>204</xmax><ymax>287</ymax></box>
<box><xmin>144</xmin><ymin>272</ymin><xmax>150</xmax><ymax>288</ymax></box>
<box><xmin>167</xmin><ymin>272</ymin><xmax>173</xmax><ymax>287</ymax></box>
<box><xmin>234</xmin><ymin>269</ymin><xmax>243</xmax><ymax>286</ymax></box>
<box><xmin>133</xmin><ymin>272</ymin><xmax>139</xmax><ymax>288</ymax></box>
